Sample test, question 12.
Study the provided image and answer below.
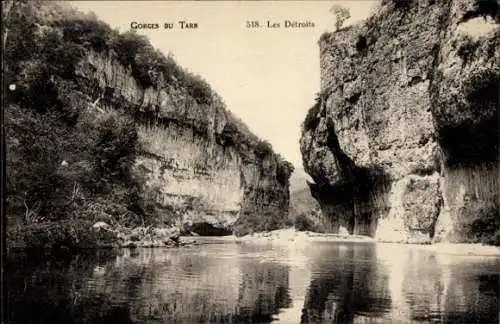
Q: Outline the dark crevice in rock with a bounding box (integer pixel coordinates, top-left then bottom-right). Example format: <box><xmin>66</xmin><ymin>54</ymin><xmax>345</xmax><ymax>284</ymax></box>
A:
<box><xmin>430</xmin><ymin>180</ymin><xmax>444</xmax><ymax>240</ymax></box>
<box><xmin>407</xmin><ymin>75</ymin><xmax>424</xmax><ymax>87</ymax></box>
<box><xmin>438</xmin><ymin>118</ymin><xmax>499</xmax><ymax>167</ymax></box>
<box><xmin>411</xmin><ymin>166</ymin><xmax>438</xmax><ymax>177</ymax></box>
<box><xmin>307</xmin><ymin>163</ymin><xmax>391</xmax><ymax>237</ymax></box>
<box><xmin>355</xmin><ymin>35</ymin><xmax>368</xmax><ymax>55</ymax></box>
<box><xmin>181</xmin><ymin>222</ymin><xmax>232</xmax><ymax>236</ymax></box>
<box><xmin>346</xmin><ymin>92</ymin><xmax>361</xmax><ymax>105</ymax></box>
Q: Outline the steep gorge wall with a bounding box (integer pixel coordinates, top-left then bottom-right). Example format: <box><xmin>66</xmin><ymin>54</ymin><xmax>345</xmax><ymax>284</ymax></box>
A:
<box><xmin>300</xmin><ymin>0</ymin><xmax>499</xmax><ymax>243</ymax></box>
<box><xmin>74</xmin><ymin>51</ymin><xmax>290</xmax><ymax>233</ymax></box>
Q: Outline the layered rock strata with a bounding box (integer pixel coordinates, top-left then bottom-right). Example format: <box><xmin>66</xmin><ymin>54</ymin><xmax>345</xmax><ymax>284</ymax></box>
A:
<box><xmin>300</xmin><ymin>0</ymin><xmax>499</xmax><ymax>243</ymax></box>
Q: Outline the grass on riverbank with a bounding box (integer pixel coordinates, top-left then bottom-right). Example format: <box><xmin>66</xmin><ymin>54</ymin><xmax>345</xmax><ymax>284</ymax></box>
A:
<box><xmin>6</xmin><ymin>220</ymin><xmax>118</xmax><ymax>251</ymax></box>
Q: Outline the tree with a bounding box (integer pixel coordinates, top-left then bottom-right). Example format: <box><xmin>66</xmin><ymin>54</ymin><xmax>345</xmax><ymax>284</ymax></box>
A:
<box><xmin>330</xmin><ymin>5</ymin><xmax>351</xmax><ymax>31</ymax></box>
<box><xmin>254</xmin><ymin>140</ymin><xmax>273</xmax><ymax>158</ymax></box>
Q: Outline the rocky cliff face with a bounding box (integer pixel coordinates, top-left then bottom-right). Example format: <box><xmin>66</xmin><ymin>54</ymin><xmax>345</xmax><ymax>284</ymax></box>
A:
<box><xmin>300</xmin><ymin>0</ymin><xmax>499</xmax><ymax>244</ymax></box>
<box><xmin>5</xmin><ymin>1</ymin><xmax>291</xmax><ymax>238</ymax></box>
<box><xmin>74</xmin><ymin>51</ymin><xmax>290</xmax><ymax>234</ymax></box>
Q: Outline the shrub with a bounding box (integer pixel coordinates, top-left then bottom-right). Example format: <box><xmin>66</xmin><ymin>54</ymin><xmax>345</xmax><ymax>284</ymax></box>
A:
<box><xmin>6</xmin><ymin>106</ymin><xmax>68</xmax><ymax>222</ymax></box>
<box><xmin>54</xmin><ymin>17</ymin><xmax>114</xmax><ymax>52</ymax></box>
<box><xmin>391</xmin><ymin>0</ymin><xmax>413</xmax><ymax>10</ymax></box>
<box><xmin>254</xmin><ymin>140</ymin><xmax>273</xmax><ymax>158</ymax></box>
<box><xmin>91</xmin><ymin>114</ymin><xmax>138</xmax><ymax>181</ymax></box>
<box><xmin>181</xmin><ymin>72</ymin><xmax>213</xmax><ymax>105</ymax></box>
<box><xmin>6</xmin><ymin>220</ymin><xmax>118</xmax><ymax>250</ymax></box>
<box><xmin>277</xmin><ymin>159</ymin><xmax>294</xmax><ymax>185</ymax></box>
<box><xmin>319</xmin><ymin>32</ymin><xmax>331</xmax><ymax>43</ymax></box>
<box><xmin>3</xmin><ymin>1</ymin><xmax>42</xmax><ymax>68</ymax></box>
<box><xmin>233</xmin><ymin>212</ymin><xmax>284</xmax><ymax>237</ymax></box>
<box><xmin>454</xmin><ymin>199</ymin><xmax>500</xmax><ymax>245</ymax></box>
<box><xmin>294</xmin><ymin>213</ymin><xmax>315</xmax><ymax>232</ymax></box>
<box><xmin>456</xmin><ymin>35</ymin><xmax>479</xmax><ymax>65</ymax></box>
<box><xmin>302</xmin><ymin>99</ymin><xmax>321</xmax><ymax>132</ymax></box>
<box><xmin>219</xmin><ymin>121</ymin><xmax>240</xmax><ymax>146</ymax></box>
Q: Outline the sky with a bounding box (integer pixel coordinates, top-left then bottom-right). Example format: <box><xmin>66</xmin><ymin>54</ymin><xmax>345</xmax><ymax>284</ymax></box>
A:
<box><xmin>71</xmin><ymin>1</ymin><xmax>376</xmax><ymax>167</ymax></box>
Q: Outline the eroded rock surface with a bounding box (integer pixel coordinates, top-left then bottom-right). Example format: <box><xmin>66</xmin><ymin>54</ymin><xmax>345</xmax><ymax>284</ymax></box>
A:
<box><xmin>300</xmin><ymin>0</ymin><xmax>499</xmax><ymax>244</ymax></box>
<box><xmin>74</xmin><ymin>51</ymin><xmax>291</xmax><ymax>235</ymax></box>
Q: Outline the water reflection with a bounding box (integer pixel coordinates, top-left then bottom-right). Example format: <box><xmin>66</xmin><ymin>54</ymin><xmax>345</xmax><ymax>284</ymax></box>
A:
<box><xmin>5</xmin><ymin>242</ymin><xmax>500</xmax><ymax>324</ymax></box>
<box><xmin>300</xmin><ymin>243</ymin><xmax>392</xmax><ymax>323</ymax></box>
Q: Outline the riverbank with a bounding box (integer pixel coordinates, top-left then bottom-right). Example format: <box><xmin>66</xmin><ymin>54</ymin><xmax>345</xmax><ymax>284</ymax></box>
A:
<box><xmin>7</xmin><ymin>223</ymin><xmax>500</xmax><ymax>257</ymax></box>
<box><xmin>6</xmin><ymin>220</ymin><xmax>185</xmax><ymax>251</ymax></box>
<box><xmin>237</xmin><ymin>228</ymin><xmax>375</xmax><ymax>243</ymax></box>
<box><xmin>236</xmin><ymin>228</ymin><xmax>500</xmax><ymax>256</ymax></box>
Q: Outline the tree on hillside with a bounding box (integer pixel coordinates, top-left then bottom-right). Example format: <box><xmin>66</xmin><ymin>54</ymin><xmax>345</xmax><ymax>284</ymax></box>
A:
<box><xmin>330</xmin><ymin>5</ymin><xmax>351</xmax><ymax>31</ymax></box>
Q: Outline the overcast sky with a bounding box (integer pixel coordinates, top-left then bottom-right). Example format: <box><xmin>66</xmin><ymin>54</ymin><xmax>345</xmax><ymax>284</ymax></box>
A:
<box><xmin>71</xmin><ymin>1</ymin><xmax>376</xmax><ymax>167</ymax></box>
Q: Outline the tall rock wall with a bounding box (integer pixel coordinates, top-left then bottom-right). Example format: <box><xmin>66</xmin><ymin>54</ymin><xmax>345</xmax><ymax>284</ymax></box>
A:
<box><xmin>300</xmin><ymin>0</ymin><xmax>499</xmax><ymax>244</ymax></box>
<box><xmin>75</xmin><ymin>51</ymin><xmax>290</xmax><ymax>234</ymax></box>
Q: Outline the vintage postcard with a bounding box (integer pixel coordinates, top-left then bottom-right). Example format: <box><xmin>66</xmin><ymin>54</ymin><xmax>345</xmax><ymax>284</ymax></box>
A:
<box><xmin>3</xmin><ymin>0</ymin><xmax>499</xmax><ymax>323</ymax></box>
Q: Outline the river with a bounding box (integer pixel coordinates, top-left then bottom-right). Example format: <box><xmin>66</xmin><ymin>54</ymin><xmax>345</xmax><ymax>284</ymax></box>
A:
<box><xmin>5</xmin><ymin>239</ymin><xmax>500</xmax><ymax>323</ymax></box>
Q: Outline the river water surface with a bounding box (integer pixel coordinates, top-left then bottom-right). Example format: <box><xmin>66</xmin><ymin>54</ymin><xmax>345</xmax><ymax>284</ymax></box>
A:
<box><xmin>6</xmin><ymin>239</ymin><xmax>500</xmax><ymax>323</ymax></box>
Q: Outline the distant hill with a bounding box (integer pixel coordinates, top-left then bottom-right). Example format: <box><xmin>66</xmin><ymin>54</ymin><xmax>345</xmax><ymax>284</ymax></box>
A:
<box><xmin>289</xmin><ymin>168</ymin><xmax>319</xmax><ymax>217</ymax></box>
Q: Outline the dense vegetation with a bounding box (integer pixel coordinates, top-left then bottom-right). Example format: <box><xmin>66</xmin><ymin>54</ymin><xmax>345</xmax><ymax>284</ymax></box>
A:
<box><xmin>302</xmin><ymin>96</ymin><xmax>322</xmax><ymax>132</ymax></box>
<box><xmin>4</xmin><ymin>0</ymin><xmax>293</xmax><ymax>244</ymax></box>
<box><xmin>4</xmin><ymin>2</ymin><xmax>147</xmax><ymax>231</ymax></box>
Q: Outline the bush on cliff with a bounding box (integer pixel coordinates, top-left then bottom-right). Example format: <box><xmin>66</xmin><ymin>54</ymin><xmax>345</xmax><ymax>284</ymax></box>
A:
<box><xmin>218</xmin><ymin>121</ymin><xmax>240</xmax><ymax>146</ymax></box>
<box><xmin>6</xmin><ymin>1</ymin><xmax>214</xmax><ymax>108</ymax></box>
<box><xmin>277</xmin><ymin>159</ymin><xmax>294</xmax><ymax>186</ymax></box>
<box><xmin>454</xmin><ymin>199</ymin><xmax>500</xmax><ymax>246</ymax></box>
<box><xmin>254</xmin><ymin>140</ymin><xmax>273</xmax><ymax>158</ymax></box>
<box><xmin>233</xmin><ymin>209</ymin><xmax>287</xmax><ymax>237</ymax></box>
<box><xmin>330</xmin><ymin>5</ymin><xmax>351</xmax><ymax>31</ymax></box>
<box><xmin>302</xmin><ymin>99</ymin><xmax>321</xmax><ymax>132</ymax></box>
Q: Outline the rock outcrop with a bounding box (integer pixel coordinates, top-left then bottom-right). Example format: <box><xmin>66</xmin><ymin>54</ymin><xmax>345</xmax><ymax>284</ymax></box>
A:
<box><xmin>5</xmin><ymin>1</ymin><xmax>292</xmax><ymax>238</ymax></box>
<box><xmin>300</xmin><ymin>0</ymin><xmax>499</xmax><ymax>244</ymax></box>
<box><xmin>74</xmin><ymin>51</ymin><xmax>290</xmax><ymax>235</ymax></box>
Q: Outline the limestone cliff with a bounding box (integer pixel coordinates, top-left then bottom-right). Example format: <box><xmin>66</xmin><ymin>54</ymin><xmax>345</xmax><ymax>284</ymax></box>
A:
<box><xmin>300</xmin><ymin>0</ymin><xmax>499</xmax><ymax>244</ymax></box>
<box><xmin>5</xmin><ymin>1</ymin><xmax>291</xmax><ymax>237</ymax></box>
<box><xmin>73</xmin><ymin>51</ymin><xmax>290</xmax><ymax>235</ymax></box>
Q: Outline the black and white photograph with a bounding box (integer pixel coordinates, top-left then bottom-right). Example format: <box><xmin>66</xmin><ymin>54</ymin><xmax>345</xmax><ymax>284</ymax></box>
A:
<box><xmin>2</xmin><ymin>0</ymin><xmax>499</xmax><ymax>323</ymax></box>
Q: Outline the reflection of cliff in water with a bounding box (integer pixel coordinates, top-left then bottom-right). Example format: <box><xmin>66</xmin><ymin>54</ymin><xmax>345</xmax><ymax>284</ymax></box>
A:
<box><xmin>300</xmin><ymin>243</ymin><xmax>392</xmax><ymax>324</ymax></box>
<box><xmin>6</xmin><ymin>244</ymin><xmax>499</xmax><ymax>324</ymax></box>
<box><xmin>5</xmin><ymin>250</ymin><xmax>135</xmax><ymax>324</ymax></box>
<box><xmin>6</xmin><ymin>246</ymin><xmax>292</xmax><ymax>324</ymax></box>
<box><xmin>115</xmin><ymin>246</ymin><xmax>292</xmax><ymax>323</ymax></box>
<box><xmin>300</xmin><ymin>244</ymin><xmax>500</xmax><ymax>324</ymax></box>
<box><xmin>393</xmin><ymin>248</ymin><xmax>500</xmax><ymax>323</ymax></box>
<box><xmin>237</xmin><ymin>261</ymin><xmax>293</xmax><ymax>322</ymax></box>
